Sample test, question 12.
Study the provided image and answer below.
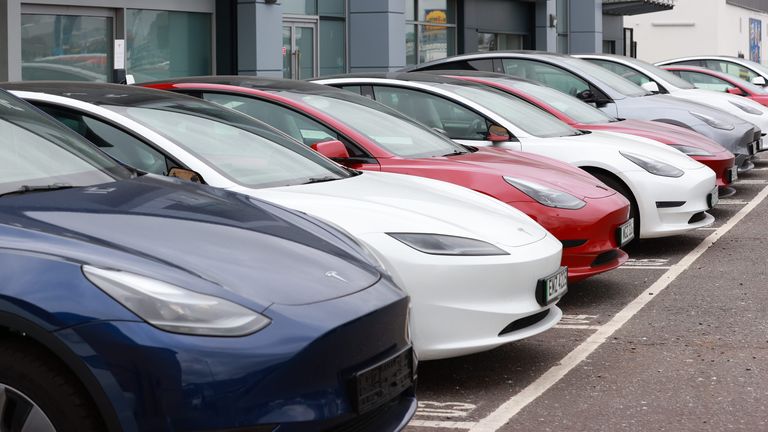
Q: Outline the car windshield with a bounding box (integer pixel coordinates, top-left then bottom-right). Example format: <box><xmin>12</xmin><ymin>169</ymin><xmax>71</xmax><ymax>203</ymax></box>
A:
<box><xmin>560</xmin><ymin>57</ymin><xmax>650</xmax><ymax>97</ymax></box>
<box><xmin>736</xmin><ymin>58</ymin><xmax>768</xmax><ymax>77</ymax></box>
<box><xmin>104</xmin><ymin>100</ymin><xmax>352</xmax><ymax>189</ymax></box>
<box><xmin>435</xmin><ymin>83</ymin><xmax>581</xmax><ymax>137</ymax></box>
<box><xmin>619</xmin><ymin>57</ymin><xmax>696</xmax><ymax>89</ymax></box>
<box><xmin>488</xmin><ymin>78</ymin><xmax>614</xmax><ymax>125</ymax></box>
<box><xmin>0</xmin><ymin>90</ymin><xmax>128</xmax><ymax>196</ymax></box>
<box><xmin>277</xmin><ymin>91</ymin><xmax>468</xmax><ymax>158</ymax></box>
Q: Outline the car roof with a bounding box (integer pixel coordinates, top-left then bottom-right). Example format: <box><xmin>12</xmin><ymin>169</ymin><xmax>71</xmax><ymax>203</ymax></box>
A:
<box><xmin>0</xmin><ymin>81</ymin><xmax>200</xmax><ymax>106</ymax></box>
<box><xmin>143</xmin><ymin>75</ymin><xmax>349</xmax><ymax>96</ymax></box>
<box><xmin>403</xmin><ymin>50</ymin><xmax>570</xmax><ymax>71</ymax></box>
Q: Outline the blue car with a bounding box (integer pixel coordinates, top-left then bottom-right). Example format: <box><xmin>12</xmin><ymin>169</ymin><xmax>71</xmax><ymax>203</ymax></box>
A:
<box><xmin>0</xmin><ymin>89</ymin><xmax>416</xmax><ymax>431</ymax></box>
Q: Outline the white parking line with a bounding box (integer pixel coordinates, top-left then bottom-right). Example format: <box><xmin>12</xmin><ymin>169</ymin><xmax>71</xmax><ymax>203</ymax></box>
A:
<box><xmin>735</xmin><ymin>179</ymin><xmax>768</xmax><ymax>184</ymax></box>
<box><xmin>409</xmin><ymin>420</ymin><xmax>476</xmax><ymax>429</ymax></box>
<box><xmin>718</xmin><ymin>199</ymin><xmax>749</xmax><ymax>205</ymax></box>
<box><xmin>554</xmin><ymin>324</ymin><xmax>602</xmax><ymax>330</ymax></box>
<box><xmin>468</xmin><ymin>184</ymin><xmax>768</xmax><ymax>432</ymax></box>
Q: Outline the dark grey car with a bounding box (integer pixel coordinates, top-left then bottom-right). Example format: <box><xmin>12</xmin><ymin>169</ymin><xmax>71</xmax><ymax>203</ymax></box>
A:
<box><xmin>407</xmin><ymin>51</ymin><xmax>761</xmax><ymax>172</ymax></box>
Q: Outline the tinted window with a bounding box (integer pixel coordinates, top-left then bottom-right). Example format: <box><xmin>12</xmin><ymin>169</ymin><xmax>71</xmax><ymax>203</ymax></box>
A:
<box><xmin>588</xmin><ymin>59</ymin><xmax>653</xmax><ymax>86</ymax></box>
<box><xmin>560</xmin><ymin>57</ymin><xmax>649</xmax><ymax>97</ymax></box>
<box><xmin>676</xmin><ymin>71</ymin><xmax>733</xmax><ymax>92</ymax></box>
<box><xmin>706</xmin><ymin>60</ymin><xmax>760</xmax><ymax>82</ymax></box>
<box><xmin>37</xmin><ymin>104</ymin><xmax>172</xmax><ymax>175</ymax></box>
<box><xmin>372</xmin><ymin>86</ymin><xmax>489</xmax><ymax>140</ymax></box>
<box><xmin>501</xmin><ymin>59</ymin><xmax>590</xmax><ymax>97</ymax></box>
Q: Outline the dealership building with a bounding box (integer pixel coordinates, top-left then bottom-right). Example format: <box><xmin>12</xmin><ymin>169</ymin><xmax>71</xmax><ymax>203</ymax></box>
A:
<box><xmin>0</xmin><ymin>0</ymin><xmax>674</xmax><ymax>83</ymax></box>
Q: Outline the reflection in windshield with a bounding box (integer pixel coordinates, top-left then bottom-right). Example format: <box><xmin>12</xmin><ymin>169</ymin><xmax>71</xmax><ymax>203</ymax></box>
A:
<box><xmin>562</xmin><ymin>57</ymin><xmax>649</xmax><ymax>98</ymax></box>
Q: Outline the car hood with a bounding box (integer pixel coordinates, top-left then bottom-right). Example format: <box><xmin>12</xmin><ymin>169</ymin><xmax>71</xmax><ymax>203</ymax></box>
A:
<box><xmin>541</xmin><ymin>129</ymin><xmax>704</xmax><ymax>170</ymax></box>
<box><xmin>241</xmin><ymin>169</ymin><xmax>549</xmax><ymax>248</ymax></box>
<box><xmin>580</xmin><ymin>119</ymin><xmax>729</xmax><ymax>154</ymax></box>
<box><xmin>0</xmin><ymin>175</ymin><xmax>381</xmax><ymax>310</ymax></box>
<box><xmin>670</xmin><ymin>88</ymin><xmax>768</xmax><ymax>128</ymax></box>
<box><xmin>619</xmin><ymin>94</ymin><xmax>754</xmax><ymax>128</ymax></box>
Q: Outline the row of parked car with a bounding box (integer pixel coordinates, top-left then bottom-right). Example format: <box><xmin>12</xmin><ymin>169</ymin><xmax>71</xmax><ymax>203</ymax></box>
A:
<box><xmin>1</xmin><ymin>51</ymin><xmax>765</xmax><ymax>431</ymax></box>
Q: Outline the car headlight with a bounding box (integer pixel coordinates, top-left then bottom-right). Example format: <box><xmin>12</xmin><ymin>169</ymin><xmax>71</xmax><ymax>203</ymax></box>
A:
<box><xmin>689</xmin><ymin>111</ymin><xmax>735</xmax><ymax>130</ymax></box>
<box><xmin>503</xmin><ymin>177</ymin><xmax>586</xmax><ymax>210</ymax></box>
<box><xmin>83</xmin><ymin>266</ymin><xmax>271</xmax><ymax>336</ymax></box>
<box><xmin>621</xmin><ymin>152</ymin><xmax>684</xmax><ymax>177</ymax></box>
<box><xmin>668</xmin><ymin>144</ymin><xmax>714</xmax><ymax>157</ymax></box>
<box><xmin>388</xmin><ymin>233</ymin><xmax>509</xmax><ymax>256</ymax></box>
<box><xmin>730</xmin><ymin>101</ymin><xmax>764</xmax><ymax>115</ymax></box>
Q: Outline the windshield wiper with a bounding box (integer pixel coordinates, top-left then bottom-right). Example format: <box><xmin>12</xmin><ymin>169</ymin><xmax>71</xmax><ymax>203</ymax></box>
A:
<box><xmin>301</xmin><ymin>176</ymin><xmax>340</xmax><ymax>185</ymax></box>
<box><xmin>0</xmin><ymin>183</ymin><xmax>76</xmax><ymax>198</ymax></box>
<box><xmin>442</xmin><ymin>150</ymin><xmax>467</xmax><ymax>157</ymax></box>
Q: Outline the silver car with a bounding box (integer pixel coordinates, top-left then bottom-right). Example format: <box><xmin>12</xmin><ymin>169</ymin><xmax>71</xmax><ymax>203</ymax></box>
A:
<box><xmin>407</xmin><ymin>51</ymin><xmax>761</xmax><ymax>172</ymax></box>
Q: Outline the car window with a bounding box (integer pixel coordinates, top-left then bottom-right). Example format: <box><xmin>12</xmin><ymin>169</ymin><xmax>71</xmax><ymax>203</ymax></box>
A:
<box><xmin>338</xmin><ymin>85</ymin><xmax>363</xmax><ymax>95</ymax></box>
<box><xmin>589</xmin><ymin>59</ymin><xmax>652</xmax><ymax>86</ymax></box>
<box><xmin>706</xmin><ymin>60</ymin><xmax>759</xmax><ymax>82</ymax></box>
<box><xmin>677</xmin><ymin>71</ymin><xmax>732</xmax><ymax>92</ymax></box>
<box><xmin>674</xmin><ymin>59</ymin><xmax>705</xmax><ymax>67</ymax></box>
<box><xmin>495</xmin><ymin>79</ymin><xmax>614</xmax><ymax>124</ymax></box>
<box><xmin>372</xmin><ymin>85</ymin><xmax>489</xmax><ymax>140</ymax></box>
<box><xmin>500</xmin><ymin>59</ymin><xmax>590</xmax><ymax>97</ymax></box>
<box><xmin>36</xmin><ymin>104</ymin><xmax>172</xmax><ymax>175</ymax></box>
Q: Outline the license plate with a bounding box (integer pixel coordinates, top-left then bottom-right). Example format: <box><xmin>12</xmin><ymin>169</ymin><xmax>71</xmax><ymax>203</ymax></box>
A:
<box><xmin>536</xmin><ymin>266</ymin><xmax>568</xmax><ymax>306</ymax></box>
<box><xmin>617</xmin><ymin>218</ymin><xmax>635</xmax><ymax>247</ymax></box>
<box><xmin>352</xmin><ymin>347</ymin><xmax>414</xmax><ymax>414</ymax></box>
<box><xmin>729</xmin><ymin>167</ymin><xmax>738</xmax><ymax>183</ymax></box>
<box><xmin>708</xmin><ymin>186</ymin><xmax>719</xmax><ymax>208</ymax></box>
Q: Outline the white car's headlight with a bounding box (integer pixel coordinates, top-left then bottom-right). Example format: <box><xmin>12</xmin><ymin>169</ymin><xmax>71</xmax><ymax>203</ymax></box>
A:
<box><xmin>388</xmin><ymin>233</ymin><xmax>509</xmax><ymax>256</ymax></box>
<box><xmin>83</xmin><ymin>266</ymin><xmax>271</xmax><ymax>336</ymax></box>
<box><xmin>668</xmin><ymin>144</ymin><xmax>713</xmax><ymax>157</ymax></box>
<box><xmin>621</xmin><ymin>152</ymin><xmax>684</xmax><ymax>177</ymax></box>
<box><xmin>730</xmin><ymin>101</ymin><xmax>764</xmax><ymax>115</ymax></box>
<box><xmin>503</xmin><ymin>177</ymin><xmax>586</xmax><ymax>210</ymax></box>
<box><xmin>689</xmin><ymin>111</ymin><xmax>735</xmax><ymax>130</ymax></box>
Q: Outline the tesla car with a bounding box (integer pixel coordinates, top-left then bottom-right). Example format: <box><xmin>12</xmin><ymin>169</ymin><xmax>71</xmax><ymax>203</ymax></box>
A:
<box><xmin>139</xmin><ymin>77</ymin><xmax>636</xmax><ymax>283</ymax></box>
<box><xmin>433</xmin><ymin>70</ymin><xmax>737</xmax><ymax>195</ymax></box>
<box><xmin>662</xmin><ymin>65</ymin><xmax>768</xmax><ymax>107</ymax></box>
<box><xmin>406</xmin><ymin>51</ymin><xmax>761</xmax><ymax>172</ymax></box>
<box><xmin>575</xmin><ymin>54</ymin><xmax>768</xmax><ymax>144</ymax></box>
<box><xmin>0</xmin><ymin>88</ymin><xmax>416</xmax><ymax>431</ymax></box>
<box><xmin>6</xmin><ymin>82</ymin><xmax>571</xmax><ymax>361</ymax></box>
<box><xmin>316</xmin><ymin>73</ymin><xmax>718</xmax><ymax>241</ymax></box>
<box><xmin>656</xmin><ymin>55</ymin><xmax>768</xmax><ymax>87</ymax></box>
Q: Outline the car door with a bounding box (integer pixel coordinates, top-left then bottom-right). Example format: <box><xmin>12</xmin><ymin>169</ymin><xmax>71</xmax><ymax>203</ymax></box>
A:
<box><xmin>365</xmin><ymin>84</ymin><xmax>522</xmax><ymax>150</ymax></box>
<box><xmin>198</xmin><ymin>92</ymin><xmax>381</xmax><ymax>171</ymax></box>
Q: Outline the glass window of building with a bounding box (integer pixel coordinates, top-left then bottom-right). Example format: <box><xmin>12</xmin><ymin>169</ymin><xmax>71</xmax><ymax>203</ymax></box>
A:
<box><xmin>283</xmin><ymin>0</ymin><xmax>346</xmax><ymax>78</ymax></box>
<box><xmin>477</xmin><ymin>33</ymin><xmax>524</xmax><ymax>52</ymax></box>
<box><xmin>126</xmin><ymin>10</ymin><xmax>212</xmax><ymax>83</ymax></box>
<box><xmin>283</xmin><ymin>0</ymin><xmax>317</xmax><ymax>15</ymax></box>
<box><xmin>21</xmin><ymin>14</ymin><xmax>112</xmax><ymax>82</ymax></box>
<box><xmin>556</xmin><ymin>0</ymin><xmax>569</xmax><ymax>54</ymax></box>
<box><xmin>406</xmin><ymin>0</ymin><xmax>457</xmax><ymax>65</ymax></box>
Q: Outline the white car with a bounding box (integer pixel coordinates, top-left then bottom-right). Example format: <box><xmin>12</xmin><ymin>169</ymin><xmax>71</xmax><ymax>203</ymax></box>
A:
<box><xmin>316</xmin><ymin>75</ymin><xmax>718</xmax><ymax>239</ymax></box>
<box><xmin>576</xmin><ymin>54</ymin><xmax>768</xmax><ymax>148</ymax></box>
<box><xmin>9</xmin><ymin>85</ymin><xmax>566</xmax><ymax>361</ymax></box>
<box><xmin>655</xmin><ymin>55</ymin><xmax>768</xmax><ymax>87</ymax></box>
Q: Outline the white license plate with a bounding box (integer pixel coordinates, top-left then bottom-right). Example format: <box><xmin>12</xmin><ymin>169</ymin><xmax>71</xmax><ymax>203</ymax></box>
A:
<box><xmin>709</xmin><ymin>186</ymin><xmax>719</xmax><ymax>208</ymax></box>
<box><xmin>618</xmin><ymin>218</ymin><xmax>635</xmax><ymax>246</ymax></box>
<box><xmin>729</xmin><ymin>167</ymin><xmax>738</xmax><ymax>183</ymax></box>
<box><xmin>538</xmin><ymin>267</ymin><xmax>568</xmax><ymax>305</ymax></box>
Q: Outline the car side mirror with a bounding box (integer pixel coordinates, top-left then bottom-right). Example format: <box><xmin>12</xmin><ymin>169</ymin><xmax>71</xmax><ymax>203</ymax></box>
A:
<box><xmin>751</xmin><ymin>76</ymin><xmax>767</xmax><ymax>86</ymax></box>
<box><xmin>641</xmin><ymin>81</ymin><xmax>660</xmax><ymax>93</ymax></box>
<box><xmin>727</xmin><ymin>86</ymin><xmax>746</xmax><ymax>96</ymax></box>
<box><xmin>311</xmin><ymin>140</ymin><xmax>350</xmax><ymax>159</ymax></box>
<box><xmin>168</xmin><ymin>167</ymin><xmax>204</xmax><ymax>183</ymax></box>
<box><xmin>487</xmin><ymin>124</ymin><xmax>511</xmax><ymax>142</ymax></box>
<box><xmin>576</xmin><ymin>89</ymin><xmax>596</xmax><ymax>102</ymax></box>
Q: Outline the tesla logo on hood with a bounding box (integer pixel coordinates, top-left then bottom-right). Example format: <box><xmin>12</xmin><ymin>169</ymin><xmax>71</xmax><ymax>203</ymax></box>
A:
<box><xmin>325</xmin><ymin>271</ymin><xmax>348</xmax><ymax>283</ymax></box>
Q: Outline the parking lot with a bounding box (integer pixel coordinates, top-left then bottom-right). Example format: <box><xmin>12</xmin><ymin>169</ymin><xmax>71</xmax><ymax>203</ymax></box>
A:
<box><xmin>409</xmin><ymin>154</ymin><xmax>768</xmax><ymax>432</ymax></box>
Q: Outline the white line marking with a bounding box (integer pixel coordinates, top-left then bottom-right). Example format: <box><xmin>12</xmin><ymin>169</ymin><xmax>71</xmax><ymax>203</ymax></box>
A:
<box><xmin>469</xmin><ymin>184</ymin><xmax>768</xmax><ymax>432</ymax></box>
<box><xmin>416</xmin><ymin>402</ymin><xmax>476</xmax><ymax>418</ymax></box>
<box><xmin>618</xmin><ymin>266</ymin><xmax>671</xmax><ymax>270</ymax></box>
<box><xmin>623</xmin><ymin>258</ymin><xmax>669</xmax><ymax>267</ymax></box>
<box><xmin>554</xmin><ymin>324</ymin><xmax>602</xmax><ymax>330</ymax></box>
<box><xmin>409</xmin><ymin>420</ymin><xmax>477</xmax><ymax>429</ymax></box>
<box><xmin>697</xmin><ymin>227</ymin><xmax>718</xmax><ymax>230</ymax></box>
<box><xmin>749</xmin><ymin>167</ymin><xmax>768</xmax><ymax>171</ymax></box>
<box><xmin>718</xmin><ymin>199</ymin><xmax>749</xmax><ymax>205</ymax></box>
<box><xmin>559</xmin><ymin>314</ymin><xmax>598</xmax><ymax>325</ymax></box>
<box><xmin>736</xmin><ymin>179</ymin><xmax>768</xmax><ymax>184</ymax></box>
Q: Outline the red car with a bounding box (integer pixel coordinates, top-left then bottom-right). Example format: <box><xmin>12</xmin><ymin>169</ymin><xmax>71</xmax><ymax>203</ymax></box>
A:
<box><xmin>441</xmin><ymin>72</ymin><xmax>738</xmax><ymax>195</ymax></box>
<box><xmin>662</xmin><ymin>65</ymin><xmax>768</xmax><ymax>107</ymax></box>
<box><xmin>145</xmin><ymin>77</ymin><xmax>633</xmax><ymax>282</ymax></box>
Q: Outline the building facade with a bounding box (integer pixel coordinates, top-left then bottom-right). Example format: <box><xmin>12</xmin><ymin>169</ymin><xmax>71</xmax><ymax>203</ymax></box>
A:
<box><xmin>0</xmin><ymin>0</ymin><xmax>673</xmax><ymax>83</ymax></box>
<box><xmin>626</xmin><ymin>0</ymin><xmax>768</xmax><ymax>62</ymax></box>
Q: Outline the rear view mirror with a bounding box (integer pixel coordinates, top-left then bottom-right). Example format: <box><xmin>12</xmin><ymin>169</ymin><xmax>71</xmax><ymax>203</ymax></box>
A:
<box><xmin>752</xmin><ymin>76</ymin><xmax>767</xmax><ymax>86</ymax></box>
<box><xmin>641</xmin><ymin>81</ymin><xmax>660</xmax><ymax>93</ymax></box>
<box><xmin>311</xmin><ymin>140</ymin><xmax>350</xmax><ymax>159</ymax></box>
<box><xmin>168</xmin><ymin>167</ymin><xmax>203</xmax><ymax>183</ymax></box>
<box><xmin>487</xmin><ymin>124</ymin><xmax>511</xmax><ymax>142</ymax></box>
<box><xmin>727</xmin><ymin>87</ymin><xmax>746</xmax><ymax>96</ymax></box>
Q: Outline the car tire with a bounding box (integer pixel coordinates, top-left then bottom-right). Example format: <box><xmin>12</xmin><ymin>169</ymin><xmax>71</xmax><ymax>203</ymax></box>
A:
<box><xmin>589</xmin><ymin>171</ymin><xmax>640</xmax><ymax>248</ymax></box>
<box><xmin>0</xmin><ymin>337</ymin><xmax>104</xmax><ymax>432</ymax></box>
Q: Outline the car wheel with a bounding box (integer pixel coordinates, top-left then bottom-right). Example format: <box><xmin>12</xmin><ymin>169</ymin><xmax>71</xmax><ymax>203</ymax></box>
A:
<box><xmin>590</xmin><ymin>171</ymin><xmax>640</xmax><ymax>248</ymax></box>
<box><xmin>0</xmin><ymin>337</ymin><xmax>104</xmax><ymax>432</ymax></box>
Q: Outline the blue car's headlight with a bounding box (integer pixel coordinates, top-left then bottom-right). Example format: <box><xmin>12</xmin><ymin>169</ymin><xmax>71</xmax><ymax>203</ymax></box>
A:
<box><xmin>668</xmin><ymin>144</ymin><xmax>713</xmax><ymax>157</ymax></box>
<box><xmin>689</xmin><ymin>111</ymin><xmax>735</xmax><ymax>130</ymax></box>
<box><xmin>621</xmin><ymin>152</ymin><xmax>684</xmax><ymax>177</ymax></box>
<box><xmin>388</xmin><ymin>233</ymin><xmax>509</xmax><ymax>256</ymax></box>
<box><xmin>730</xmin><ymin>101</ymin><xmax>764</xmax><ymax>115</ymax></box>
<box><xmin>503</xmin><ymin>177</ymin><xmax>586</xmax><ymax>210</ymax></box>
<box><xmin>83</xmin><ymin>266</ymin><xmax>270</xmax><ymax>336</ymax></box>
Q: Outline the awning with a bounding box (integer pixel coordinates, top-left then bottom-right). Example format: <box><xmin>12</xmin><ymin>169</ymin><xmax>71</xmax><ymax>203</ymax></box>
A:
<box><xmin>602</xmin><ymin>0</ymin><xmax>675</xmax><ymax>15</ymax></box>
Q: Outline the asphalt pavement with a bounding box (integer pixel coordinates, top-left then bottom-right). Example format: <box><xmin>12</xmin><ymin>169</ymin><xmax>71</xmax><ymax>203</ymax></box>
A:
<box><xmin>408</xmin><ymin>154</ymin><xmax>768</xmax><ymax>432</ymax></box>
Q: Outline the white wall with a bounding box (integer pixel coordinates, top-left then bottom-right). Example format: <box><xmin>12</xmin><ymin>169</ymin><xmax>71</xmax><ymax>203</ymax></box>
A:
<box><xmin>625</xmin><ymin>0</ymin><xmax>768</xmax><ymax>63</ymax></box>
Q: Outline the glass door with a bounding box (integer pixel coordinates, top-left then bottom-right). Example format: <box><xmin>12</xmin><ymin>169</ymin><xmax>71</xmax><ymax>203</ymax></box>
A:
<box><xmin>283</xmin><ymin>20</ymin><xmax>318</xmax><ymax>79</ymax></box>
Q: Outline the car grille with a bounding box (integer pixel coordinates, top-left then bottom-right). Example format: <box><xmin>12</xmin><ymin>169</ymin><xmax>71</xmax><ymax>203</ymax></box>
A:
<box><xmin>591</xmin><ymin>250</ymin><xmax>622</xmax><ymax>267</ymax></box>
<box><xmin>498</xmin><ymin>309</ymin><xmax>551</xmax><ymax>336</ymax></box>
<box><xmin>688</xmin><ymin>212</ymin><xmax>707</xmax><ymax>224</ymax></box>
